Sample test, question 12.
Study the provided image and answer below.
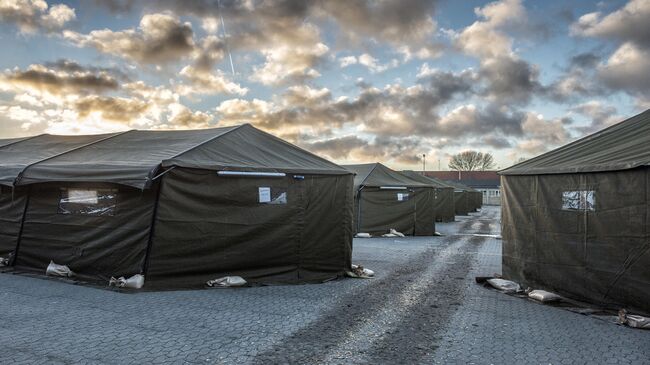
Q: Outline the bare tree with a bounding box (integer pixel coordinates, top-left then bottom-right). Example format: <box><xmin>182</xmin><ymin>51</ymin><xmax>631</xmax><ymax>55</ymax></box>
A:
<box><xmin>449</xmin><ymin>151</ymin><xmax>496</xmax><ymax>171</ymax></box>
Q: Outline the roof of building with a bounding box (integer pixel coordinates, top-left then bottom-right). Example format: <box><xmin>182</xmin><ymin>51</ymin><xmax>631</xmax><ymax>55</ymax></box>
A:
<box><xmin>500</xmin><ymin>109</ymin><xmax>650</xmax><ymax>175</ymax></box>
<box><xmin>425</xmin><ymin>171</ymin><xmax>500</xmax><ymax>189</ymax></box>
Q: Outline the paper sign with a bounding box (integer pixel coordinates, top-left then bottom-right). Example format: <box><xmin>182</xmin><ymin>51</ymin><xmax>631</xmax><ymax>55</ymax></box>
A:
<box><xmin>397</xmin><ymin>193</ymin><xmax>409</xmax><ymax>201</ymax></box>
<box><xmin>259</xmin><ymin>187</ymin><xmax>271</xmax><ymax>203</ymax></box>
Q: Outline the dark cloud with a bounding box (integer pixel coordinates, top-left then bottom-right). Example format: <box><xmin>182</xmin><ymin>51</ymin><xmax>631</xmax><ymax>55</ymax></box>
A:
<box><xmin>1</xmin><ymin>63</ymin><xmax>120</xmax><ymax>95</ymax></box>
<box><xmin>545</xmin><ymin>52</ymin><xmax>606</xmax><ymax>103</ymax></box>
<box><xmin>419</xmin><ymin>68</ymin><xmax>475</xmax><ymax>102</ymax></box>
<box><xmin>64</xmin><ymin>13</ymin><xmax>195</xmax><ymax>65</ymax></box>
<box><xmin>569</xmin><ymin>52</ymin><xmax>601</xmax><ymax>69</ymax></box>
<box><xmin>74</xmin><ymin>96</ymin><xmax>149</xmax><ymax>122</ymax></box>
<box><xmin>305</xmin><ymin>135</ymin><xmax>369</xmax><ymax>159</ymax></box>
<box><xmin>93</xmin><ymin>0</ymin><xmax>135</xmax><ymax>13</ymax></box>
<box><xmin>481</xmin><ymin>135</ymin><xmax>512</xmax><ymax>149</ymax></box>
<box><xmin>44</xmin><ymin>59</ymin><xmax>130</xmax><ymax>80</ymax></box>
<box><xmin>94</xmin><ymin>0</ymin><xmax>440</xmax><ymax>57</ymax></box>
<box><xmin>479</xmin><ymin>56</ymin><xmax>542</xmax><ymax>105</ymax></box>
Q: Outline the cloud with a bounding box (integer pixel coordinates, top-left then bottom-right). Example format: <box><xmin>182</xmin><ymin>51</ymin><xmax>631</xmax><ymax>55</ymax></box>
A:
<box><xmin>452</xmin><ymin>0</ymin><xmax>542</xmax><ymax>105</ymax></box>
<box><xmin>597</xmin><ymin>42</ymin><xmax>650</xmax><ymax>94</ymax></box>
<box><xmin>512</xmin><ymin>113</ymin><xmax>571</xmax><ymax>156</ymax></box>
<box><xmin>74</xmin><ymin>95</ymin><xmax>149</xmax><ymax>122</ymax></box>
<box><xmin>571</xmin><ymin>0</ymin><xmax>650</xmax><ymax>49</ymax></box>
<box><xmin>177</xmin><ymin>65</ymin><xmax>248</xmax><ymax>96</ymax></box>
<box><xmin>167</xmin><ymin>103</ymin><xmax>212</xmax><ymax>128</ymax></box>
<box><xmin>303</xmin><ymin>134</ymin><xmax>427</xmax><ymax>165</ymax></box>
<box><xmin>339</xmin><ymin>54</ymin><xmax>399</xmax><ymax>73</ymax></box>
<box><xmin>481</xmin><ymin>135</ymin><xmax>512</xmax><ymax>149</ymax></box>
<box><xmin>319</xmin><ymin>0</ymin><xmax>440</xmax><ymax>58</ymax></box>
<box><xmin>0</xmin><ymin>63</ymin><xmax>120</xmax><ymax>97</ymax></box>
<box><xmin>546</xmin><ymin>52</ymin><xmax>606</xmax><ymax>102</ymax></box>
<box><xmin>0</xmin><ymin>0</ymin><xmax>75</xmax><ymax>34</ymax></box>
<box><xmin>64</xmin><ymin>13</ymin><xmax>195</xmax><ymax>65</ymax></box>
<box><xmin>137</xmin><ymin>0</ymin><xmax>440</xmax><ymax>59</ymax></box>
<box><xmin>250</xmin><ymin>42</ymin><xmax>329</xmax><ymax>85</ymax></box>
<box><xmin>571</xmin><ymin>1</ymin><xmax>650</xmax><ymax>96</ymax></box>
<box><xmin>570</xmin><ymin>100</ymin><xmax>620</xmax><ymax>133</ymax></box>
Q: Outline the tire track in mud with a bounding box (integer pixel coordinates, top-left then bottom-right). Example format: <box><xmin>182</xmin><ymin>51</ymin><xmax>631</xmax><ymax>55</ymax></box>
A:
<box><xmin>253</xmin><ymin>215</ymin><xmax>494</xmax><ymax>364</ymax></box>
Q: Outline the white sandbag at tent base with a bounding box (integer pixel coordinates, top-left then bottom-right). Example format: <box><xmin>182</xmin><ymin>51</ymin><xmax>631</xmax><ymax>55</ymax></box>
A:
<box><xmin>45</xmin><ymin>261</ymin><xmax>75</xmax><ymax>277</ymax></box>
<box><xmin>382</xmin><ymin>228</ymin><xmax>405</xmax><ymax>237</ymax></box>
<box><xmin>206</xmin><ymin>276</ymin><xmax>247</xmax><ymax>288</ymax></box>
<box><xmin>109</xmin><ymin>274</ymin><xmax>145</xmax><ymax>289</ymax></box>
<box><xmin>346</xmin><ymin>264</ymin><xmax>375</xmax><ymax>279</ymax></box>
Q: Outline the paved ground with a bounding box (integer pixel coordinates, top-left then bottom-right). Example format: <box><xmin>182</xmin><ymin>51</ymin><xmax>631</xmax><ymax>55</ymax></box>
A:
<box><xmin>0</xmin><ymin>206</ymin><xmax>647</xmax><ymax>364</ymax></box>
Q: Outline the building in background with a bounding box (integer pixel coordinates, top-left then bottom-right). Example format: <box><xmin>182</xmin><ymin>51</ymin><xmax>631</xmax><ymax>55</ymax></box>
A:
<box><xmin>424</xmin><ymin>171</ymin><xmax>500</xmax><ymax>205</ymax></box>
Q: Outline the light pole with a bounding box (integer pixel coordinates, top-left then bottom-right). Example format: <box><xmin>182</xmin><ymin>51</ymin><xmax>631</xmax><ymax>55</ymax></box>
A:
<box><xmin>422</xmin><ymin>154</ymin><xmax>426</xmax><ymax>175</ymax></box>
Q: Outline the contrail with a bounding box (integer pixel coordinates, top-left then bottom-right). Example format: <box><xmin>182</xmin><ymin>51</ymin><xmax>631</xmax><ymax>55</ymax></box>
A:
<box><xmin>217</xmin><ymin>0</ymin><xmax>235</xmax><ymax>76</ymax></box>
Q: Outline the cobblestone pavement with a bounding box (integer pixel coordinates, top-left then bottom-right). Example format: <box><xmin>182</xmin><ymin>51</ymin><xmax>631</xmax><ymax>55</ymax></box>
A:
<box><xmin>0</xmin><ymin>206</ymin><xmax>648</xmax><ymax>364</ymax></box>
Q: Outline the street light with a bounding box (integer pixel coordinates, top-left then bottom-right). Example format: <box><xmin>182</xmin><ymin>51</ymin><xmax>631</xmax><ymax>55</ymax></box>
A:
<box><xmin>422</xmin><ymin>153</ymin><xmax>426</xmax><ymax>175</ymax></box>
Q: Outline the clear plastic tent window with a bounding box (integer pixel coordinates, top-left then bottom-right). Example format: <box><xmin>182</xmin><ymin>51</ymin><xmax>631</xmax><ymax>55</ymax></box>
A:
<box><xmin>562</xmin><ymin>190</ymin><xmax>595</xmax><ymax>211</ymax></box>
<box><xmin>58</xmin><ymin>188</ymin><xmax>118</xmax><ymax>216</ymax></box>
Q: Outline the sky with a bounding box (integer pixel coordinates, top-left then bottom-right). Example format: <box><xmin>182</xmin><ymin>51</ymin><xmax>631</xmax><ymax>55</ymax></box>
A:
<box><xmin>0</xmin><ymin>0</ymin><xmax>648</xmax><ymax>170</ymax></box>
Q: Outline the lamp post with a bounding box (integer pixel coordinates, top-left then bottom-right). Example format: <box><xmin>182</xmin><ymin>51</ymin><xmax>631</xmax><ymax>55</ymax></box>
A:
<box><xmin>422</xmin><ymin>153</ymin><xmax>427</xmax><ymax>175</ymax></box>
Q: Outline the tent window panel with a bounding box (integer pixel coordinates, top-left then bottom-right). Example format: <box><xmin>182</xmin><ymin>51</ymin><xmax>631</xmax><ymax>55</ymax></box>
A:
<box><xmin>258</xmin><ymin>187</ymin><xmax>287</xmax><ymax>205</ymax></box>
<box><xmin>58</xmin><ymin>188</ymin><xmax>118</xmax><ymax>216</ymax></box>
<box><xmin>561</xmin><ymin>190</ymin><xmax>595</xmax><ymax>211</ymax></box>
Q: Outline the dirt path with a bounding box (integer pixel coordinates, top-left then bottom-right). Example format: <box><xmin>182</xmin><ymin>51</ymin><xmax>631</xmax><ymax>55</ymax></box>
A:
<box><xmin>253</xmin><ymin>212</ymin><xmax>495</xmax><ymax>364</ymax></box>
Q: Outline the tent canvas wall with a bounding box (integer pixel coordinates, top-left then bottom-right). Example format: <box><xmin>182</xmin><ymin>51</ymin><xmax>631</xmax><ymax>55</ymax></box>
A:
<box><xmin>400</xmin><ymin>170</ymin><xmax>455</xmax><ymax>222</ymax></box>
<box><xmin>0</xmin><ymin>125</ymin><xmax>354</xmax><ymax>289</ymax></box>
<box><xmin>344</xmin><ymin>163</ymin><xmax>435</xmax><ymax>236</ymax></box>
<box><xmin>442</xmin><ymin>180</ymin><xmax>471</xmax><ymax>215</ymax></box>
<box><xmin>500</xmin><ymin>109</ymin><xmax>650</xmax><ymax>314</ymax></box>
<box><xmin>0</xmin><ymin>134</ymin><xmax>119</xmax><ymax>265</ymax></box>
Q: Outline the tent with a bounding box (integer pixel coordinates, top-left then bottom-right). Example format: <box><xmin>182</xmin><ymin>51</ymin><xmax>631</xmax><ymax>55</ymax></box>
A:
<box><xmin>0</xmin><ymin>124</ymin><xmax>354</xmax><ymax>289</ymax></box>
<box><xmin>500</xmin><ymin>109</ymin><xmax>650</xmax><ymax>314</ymax></box>
<box><xmin>400</xmin><ymin>170</ymin><xmax>455</xmax><ymax>222</ymax></box>
<box><xmin>344</xmin><ymin>163</ymin><xmax>436</xmax><ymax>236</ymax></box>
<box><xmin>441</xmin><ymin>180</ymin><xmax>473</xmax><ymax>215</ymax></box>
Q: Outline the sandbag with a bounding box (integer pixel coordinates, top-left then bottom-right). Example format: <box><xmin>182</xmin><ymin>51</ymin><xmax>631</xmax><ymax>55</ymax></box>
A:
<box><xmin>619</xmin><ymin>309</ymin><xmax>650</xmax><ymax>330</ymax></box>
<box><xmin>45</xmin><ymin>261</ymin><xmax>75</xmax><ymax>277</ymax></box>
<box><xmin>487</xmin><ymin>278</ymin><xmax>521</xmax><ymax>293</ymax></box>
<box><xmin>346</xmin><ymin>264</ymin><xmax>375</xmax><ymax>279</ymax></box>
<box><xmin>528</xmin><ymin>289</ymin><xmax>562</xmax><ymax>302</ymax></box>
<box><xmin>382</xmin><ymin>228</ymin><xmax>405</xmax><ymax>237</ymax></box>
<box><xmin>109</xmin><ymin>274</ymin><xmax>145</xmax><ymax>289</ymax></box>
<box><xmin>206</xmin><ymin>276</ymin><xmax>247</xmax><ymax>288</ymax></box>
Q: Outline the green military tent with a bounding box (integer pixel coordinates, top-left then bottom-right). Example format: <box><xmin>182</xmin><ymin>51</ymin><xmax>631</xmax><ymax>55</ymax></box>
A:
<box><xmin>0</xmin><ymin>124</ymin><xmax>354</xmax><ymax>289</ymax></box>
<box><xmin>441</xmin><ymin>180</ymin><xmax>473</xmax><ymax>215</ymax></box>
<box><xmin>500</xmin><ymin>109</ymin><xmax>650</xmax><ymax>315</ymax></box>
<box><xmin>343</xmin><ymin>163</ymin><xmax>436</xmax><ymax>236</ymax></box>
<box><xmin>401</xmin><ymin>170</ymin><xmax>455</xmax><ymax>222</ymax></box>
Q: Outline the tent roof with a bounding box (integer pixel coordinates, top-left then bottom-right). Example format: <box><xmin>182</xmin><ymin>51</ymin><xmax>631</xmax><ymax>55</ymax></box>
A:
<box><xmin>0</xmin><ymin>133</ymin><xmax>119</xmax><ymax>186</ymax></box>
<box><xmin>1</xmin><ymin>124</ymin><xmax>350</xmax><ymax>189</ymax></box>
<box><xmin>500</xmin><ymin>109</ymin><xmax>650</xmax><ymax>175</ymax></box>
<box><xmin>343</xmin><ymin>163</ymin><xmax>432</xmax><ymax>190</ymax></box>
<box><xmin>0</xmin><ymin>136</ymin><xmax>33</xmax><ymax>148</ymax></box>
<box><xmin>400</xmin><ymin>170</ymin><xmax>454</xmax><ymax>189</ymax></box>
